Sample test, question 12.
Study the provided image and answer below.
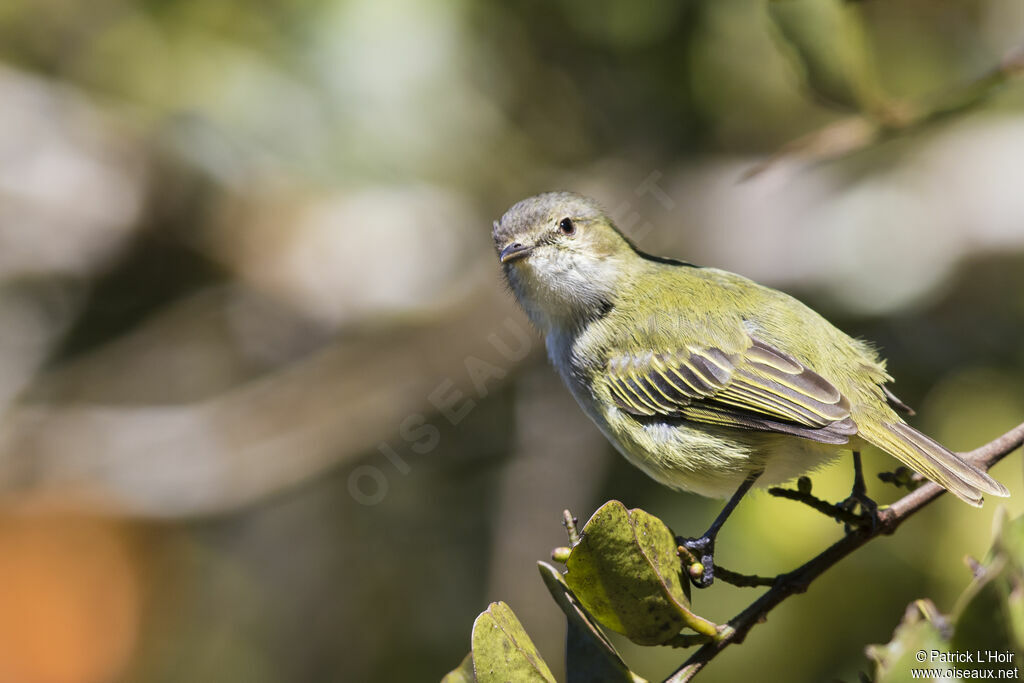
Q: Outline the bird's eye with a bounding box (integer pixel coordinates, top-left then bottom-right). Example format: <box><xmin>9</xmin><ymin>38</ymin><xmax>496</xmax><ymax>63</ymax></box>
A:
<box><xmin>558</xmin><ymin>217</ymin><xmax>576</xmax><ymax>235</ymax></box>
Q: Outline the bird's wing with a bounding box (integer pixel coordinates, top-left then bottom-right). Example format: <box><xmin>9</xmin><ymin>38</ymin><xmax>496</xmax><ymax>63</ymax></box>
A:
<box><xmin>603</xmin><ymin>337</ymin><xmax>858</xmax><ymax>445</ymax></box>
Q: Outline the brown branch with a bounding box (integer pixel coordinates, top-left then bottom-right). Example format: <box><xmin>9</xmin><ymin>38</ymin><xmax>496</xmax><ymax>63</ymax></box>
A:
<box><xmin>767</xmin><ymin>486</ymin><xmax>867</xmax><ymax>527</ymax></box>
<box><xmin>710</xmin><ymin>565</ymin><xmax>775</xmax><ymax>589</ymax></box>
<box><xmin>664</xmin><ymin>421</ymin><xmax>1024</xmax><ymax>683</ymax></box>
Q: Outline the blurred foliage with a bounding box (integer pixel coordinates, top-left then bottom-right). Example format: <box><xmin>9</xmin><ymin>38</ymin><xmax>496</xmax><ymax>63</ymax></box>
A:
<box><xmin>868</xmin><ymin>509</ymin><xmax>1024</xmax><ymax>681</ymax></box>
<box><xmin>0</xmin><ymin>0</ymin><xmax>1022</xmax><ymax>682</ymax></box>
<box><xmin>768</xmin><ymin>0</ymin><xmax>887</xmax><ymax>114</ymax></box>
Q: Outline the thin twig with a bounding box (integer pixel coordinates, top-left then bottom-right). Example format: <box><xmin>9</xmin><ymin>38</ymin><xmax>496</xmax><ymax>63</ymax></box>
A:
<box><xmin>712</xmin><ymin>566</ymin><xmax>776</xmax><ymax>589</ymax></box>
<box><xmin>563</xmin><ymin>509</ymin><xmax>581</xmax><ymax>546</ymax></box>
<box><xmin>664</xmin><ymin>421</ymin><xmax>1024</xmax><ymax>683</ymax></box>
<box><xmin>767</xmin><ymin>486</ymin><xmax>867</xmax><ymax>527</ymax></box>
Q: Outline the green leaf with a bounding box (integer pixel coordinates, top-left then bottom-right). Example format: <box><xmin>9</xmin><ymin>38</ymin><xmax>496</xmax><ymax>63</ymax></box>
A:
<box><xmin>564</xmin><ymin>501</ymin><xmax>717</xmax><ymax>645</ymax></box>
<box><xmin>471</xmin><ymin>602</ymin><xmax>556</xmax><ymax>683</ymax></box>
<box><xmin>767</xmin><ymin>0</ymin><xmax>886</xmax><ymax>114</ymax></box>
<box><xmin>537</xmin><ymin>562</ymin><xmax>648</xmax><ymax>683</ymax></box>
<box><xmin>441</xmin><ymin>653</ymin><xmax>475</xmax><ymax>683</ymax></box>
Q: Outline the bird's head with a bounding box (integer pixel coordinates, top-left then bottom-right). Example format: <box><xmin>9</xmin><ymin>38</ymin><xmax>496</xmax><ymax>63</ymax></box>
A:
<box><xmin>493</xmin><ymin>192</ymin><xmax>636</xmax><ymax>331</ymax></box>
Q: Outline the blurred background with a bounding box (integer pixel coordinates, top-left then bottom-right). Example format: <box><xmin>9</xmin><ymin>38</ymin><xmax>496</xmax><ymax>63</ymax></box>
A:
<box><xmin>0</xmin><ymin>0</ymin><xmax>1023</xmax><ymax>681</ymax></box>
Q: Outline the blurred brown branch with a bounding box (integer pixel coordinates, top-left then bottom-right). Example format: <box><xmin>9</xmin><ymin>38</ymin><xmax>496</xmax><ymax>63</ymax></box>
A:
<box><xmin>743</xmin><ymin>42</ymin><xmax>1024</xmax><ymax>180</ymax></box>
<box><xmin>0</xmin><ymin>280</ymin><xmax>531</xmax><ymax>516</ymax></box>
<box><xmin>666</xmin><ymin>420</ymin><xmax>1024</xmax><ymax>682</ymax></box>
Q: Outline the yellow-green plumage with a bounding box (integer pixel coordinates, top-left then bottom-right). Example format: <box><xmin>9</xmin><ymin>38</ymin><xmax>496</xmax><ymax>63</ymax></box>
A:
<box><xmin>493</xmin><ymin>192</ymin><xmax>1008</xmax><ymax>506</ymax></box>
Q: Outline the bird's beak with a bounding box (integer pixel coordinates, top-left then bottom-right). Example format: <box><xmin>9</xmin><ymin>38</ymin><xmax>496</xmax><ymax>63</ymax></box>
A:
<box><xmin>499</xmin><ymin>242</ymin><xmax>534</xmax><ymax>264</ymax></box>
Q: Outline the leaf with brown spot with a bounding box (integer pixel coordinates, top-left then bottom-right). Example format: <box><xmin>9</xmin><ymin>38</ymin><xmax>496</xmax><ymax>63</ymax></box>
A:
<box><xmin>564</xmin><ymin>501</ymin><xmax>717</xmax><ymax>645</ymax></box>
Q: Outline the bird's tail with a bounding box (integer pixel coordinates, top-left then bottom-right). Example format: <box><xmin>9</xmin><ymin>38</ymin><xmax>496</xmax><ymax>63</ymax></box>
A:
<box><xmin>861</xmin><ymin>421</ymin><xmax>1009</xmax><ymax>507</ymax></box>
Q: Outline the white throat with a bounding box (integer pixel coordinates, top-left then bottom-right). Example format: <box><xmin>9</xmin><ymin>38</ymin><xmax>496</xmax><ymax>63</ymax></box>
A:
<box><xmin>504</xmin><ymin>247</ymin><xmax>623</xmax><ymax>334</ymax></box>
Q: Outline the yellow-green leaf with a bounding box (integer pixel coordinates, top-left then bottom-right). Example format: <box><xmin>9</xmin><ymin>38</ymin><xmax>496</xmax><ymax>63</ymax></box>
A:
<box><xmin>538</xmin><ymin>562</ymin><xmax>647</xmax><ymax>683</ymax></box>
<box><xmin>471</xmin><ymin>602</ymin><xmax>555</xmax><ymax>683</ymax></box>
<box><xmin>564</xmin><ymin>501</ymin><xmax>717</xmax><ymax>645</ymax></box>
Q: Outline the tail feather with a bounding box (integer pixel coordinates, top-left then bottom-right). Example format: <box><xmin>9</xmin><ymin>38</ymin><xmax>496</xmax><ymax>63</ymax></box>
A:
<box><xmin>863</xmin><ymin>421</ymin><xmax>1009</xmax><ymax>507</ymax></box>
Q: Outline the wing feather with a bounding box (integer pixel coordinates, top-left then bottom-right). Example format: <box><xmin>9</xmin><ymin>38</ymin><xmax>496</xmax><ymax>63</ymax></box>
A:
<box><xmin>602</xmin><ymin>336</ymin><xmax>855</xmax><ymax>443</ymax></box>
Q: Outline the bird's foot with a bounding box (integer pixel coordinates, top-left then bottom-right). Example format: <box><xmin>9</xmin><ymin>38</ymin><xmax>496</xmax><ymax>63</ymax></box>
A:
<box><xmin>840</xmin><ymin>451</ymin><xmax>881</xmax><ymax>533</ymax></box>
<box><xmin>678</xmin><ymin>535</ymin><xmax>716</xmax><ymax>589</ymax></box>
<box><xmin>676</xmin><ymin>472</ymin><xmax>761</xmax><ymax>589</ymax></box>
<box><xmin>839</xmin><ymin>489</ymin><xmax>880</xmax><ymax>533</ymax></box>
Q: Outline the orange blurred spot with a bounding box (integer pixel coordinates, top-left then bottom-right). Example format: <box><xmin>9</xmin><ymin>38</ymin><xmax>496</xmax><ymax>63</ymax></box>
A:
<box><xmin>0</xmin><ymin>512</ymin><xmax>140</xmax><ymax>683</ymax></box>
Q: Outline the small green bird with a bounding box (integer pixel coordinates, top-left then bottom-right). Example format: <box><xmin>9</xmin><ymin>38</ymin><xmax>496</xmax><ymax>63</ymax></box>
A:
<box><xmin>493</xmin><ymin>192</ymin><xmax>1008</xmax><ymax>586</ymax></box>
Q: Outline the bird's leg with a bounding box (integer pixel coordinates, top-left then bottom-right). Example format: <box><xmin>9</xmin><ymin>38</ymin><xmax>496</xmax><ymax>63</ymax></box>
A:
<box><xmin>678</xmin><ymin>470</ymin><xmax>762</xmax><ymax>589</ymax></box>
<box><xmin>840</xmin><ymin>451</ymin><xmax>879</xmax><ymax>532</ymax></box>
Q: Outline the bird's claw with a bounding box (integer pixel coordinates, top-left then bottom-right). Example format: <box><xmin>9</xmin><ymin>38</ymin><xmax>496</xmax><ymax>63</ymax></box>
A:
<box><xmin>679</xmin><ymin>535</ymin><xmax>716</xmax><ymax>588</ymax></box>
<box><xmin>839</xmin><ymin>491</ymin><xmax>879</xmax><ymax>533</ymax></box>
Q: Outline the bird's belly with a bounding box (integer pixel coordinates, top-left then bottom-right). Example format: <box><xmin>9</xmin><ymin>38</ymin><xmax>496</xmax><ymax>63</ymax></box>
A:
<box><xmin>549</xmin><ymin>348</ymin><xmax>844</xmax><ymax>499</ymax></box>
<box><xmin>601</xmin><ymin>411</ymin><xmax>845</xmax><ymax>499</ymax></box>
